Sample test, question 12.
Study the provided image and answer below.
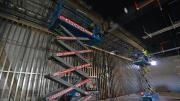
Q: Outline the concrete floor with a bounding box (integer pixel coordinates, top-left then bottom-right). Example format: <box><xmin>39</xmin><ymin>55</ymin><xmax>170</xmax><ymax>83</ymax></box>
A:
<box><xmin>102</xmin><ymin>94</ymin><xmax>180</xmax><ymax>101</ymax></box>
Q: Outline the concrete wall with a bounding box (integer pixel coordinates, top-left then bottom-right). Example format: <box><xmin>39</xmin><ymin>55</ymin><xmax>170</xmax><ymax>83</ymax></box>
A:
<box><xmin>148</xmin><ymin>55</ymin><xmax>180</xmax><ymax>92</ymax></box>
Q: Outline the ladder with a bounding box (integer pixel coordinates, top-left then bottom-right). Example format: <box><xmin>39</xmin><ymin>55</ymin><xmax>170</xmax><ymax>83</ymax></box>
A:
<box><xmin>43</xmin><ymin>25</ymin><xmax>94</xmax><ymax>101</ymax></box>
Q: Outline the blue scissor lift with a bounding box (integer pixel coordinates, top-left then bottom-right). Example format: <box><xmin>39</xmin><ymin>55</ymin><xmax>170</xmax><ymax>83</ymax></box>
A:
<box><xmin>43</xmin><ymin>0</ymin><xmax>101</xmax><ymax>101</ymax></box>
<box><xmin>129</xmin><ymin>50</ymin><xmax>159</xmax><ymax>101</ymax></box>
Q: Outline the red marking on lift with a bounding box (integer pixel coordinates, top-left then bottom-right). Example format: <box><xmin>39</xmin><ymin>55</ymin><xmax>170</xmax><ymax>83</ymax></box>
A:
<box><xmin>56</xmin><ymin>50</ymin><xmax>92</xmax><ymax>57</ymax></box>
<box><xmin>59</xmin><ymin>15</ymin><xmax>93</xmax><ymax>36</ymax></box>
<box><xmin>47</xmin><ymin>79</ymin><xmax>91</xmax><ymax>100</ymax></box>
<box><xmin>52</xmin><ymin>63</ymin><xmax>92</xmax><ymax>76</ymax></box>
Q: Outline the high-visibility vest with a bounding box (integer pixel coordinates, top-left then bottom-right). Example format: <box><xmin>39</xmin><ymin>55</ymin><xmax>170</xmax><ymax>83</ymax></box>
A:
<box><xmin>143</xmin><ymin>50</ymin><xmax>148</xmax><ymax>56</ymax></box>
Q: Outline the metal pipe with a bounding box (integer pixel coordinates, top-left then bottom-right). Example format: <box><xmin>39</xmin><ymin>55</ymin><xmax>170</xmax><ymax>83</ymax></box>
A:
<box><xmin>150</xmin><ymin>46</ymin><xmax>180</xmax><ymax>55</ymax></box>
<box><xmin>142</xmin><ymin>20</ymin><xmax>180</xmax><ymax>39</ymax></box>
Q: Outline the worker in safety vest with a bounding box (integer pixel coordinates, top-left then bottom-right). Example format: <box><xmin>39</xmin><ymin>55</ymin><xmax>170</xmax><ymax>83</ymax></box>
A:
<box><xmin>143</xmin><ymin>49</ymin><xmax>148</xmax><ymax>56</ymax></box>
<box><xmin>142</xmin><ymin>49</ymin><xmax>149</xmax><ymax>62</ymax></box>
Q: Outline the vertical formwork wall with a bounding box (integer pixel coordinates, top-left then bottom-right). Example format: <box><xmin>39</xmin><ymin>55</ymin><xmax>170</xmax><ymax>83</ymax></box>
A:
<box><xmin>0</xmin><ymin>17</ymin><xmax>53</xmax><ymax>100</ymax></box>
<box><xmin>92</xmin><ymin>49</ymin><xmax>141</xmax><ymax>100</ymax></box>
<box><xmin>0</xmin><ymin>16</ymin><xmax>142</xmax><ymax>101</ymax></box>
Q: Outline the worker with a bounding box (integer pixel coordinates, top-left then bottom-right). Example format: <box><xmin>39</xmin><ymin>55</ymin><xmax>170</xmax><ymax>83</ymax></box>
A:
<box><xmin>139</xmin><ymin>49</ymin><xmax>149</xmax><ymax>66</ymax></box>
<box><xmin>142</xmin><ymin>49</ymin><xmax>149</xmax><ymax>64</ymax></box>
<box><xmin>142</xmin><ymin>49</ymin><xmax>148</xmax><ymax>56</ymax></box>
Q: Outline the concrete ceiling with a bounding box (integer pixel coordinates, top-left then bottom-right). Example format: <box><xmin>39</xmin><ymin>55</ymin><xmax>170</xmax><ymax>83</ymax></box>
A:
<box><xmin>83</xmin><ymin>0</ymin><xmax>180</xmax><ymax>57</ymax></box>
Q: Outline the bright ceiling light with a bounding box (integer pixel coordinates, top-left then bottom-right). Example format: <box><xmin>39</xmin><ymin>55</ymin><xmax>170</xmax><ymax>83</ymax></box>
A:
<box><xmin>124</xmin><ymin>7</ymin><xmax>128</xmax><ymax>14</ymax></box>
<box><xmin>150</xmin><ymin>60</ymin><xmax>157</xmax><ymax>66</ymax></box>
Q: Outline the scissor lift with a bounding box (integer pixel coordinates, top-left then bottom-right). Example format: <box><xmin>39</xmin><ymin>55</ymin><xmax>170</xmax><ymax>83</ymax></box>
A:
<box><xmin>43</xmin><ymin>0</ymin><xmax>102</xmax><ymax>100</ymax></box>
<box><xmin>129</xmin><ymin>50</ymin><xmax>159</xmax><ymax>101</ymax></box>
<box><xmin>43</xmin><ymin>24</ymin><xmax>95</xmax><ymax>100</ymax></box>
<box><xmin>42</xmin><ymin>1</ymin><xmax>101</xmax><ymax>99</ymax></box>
